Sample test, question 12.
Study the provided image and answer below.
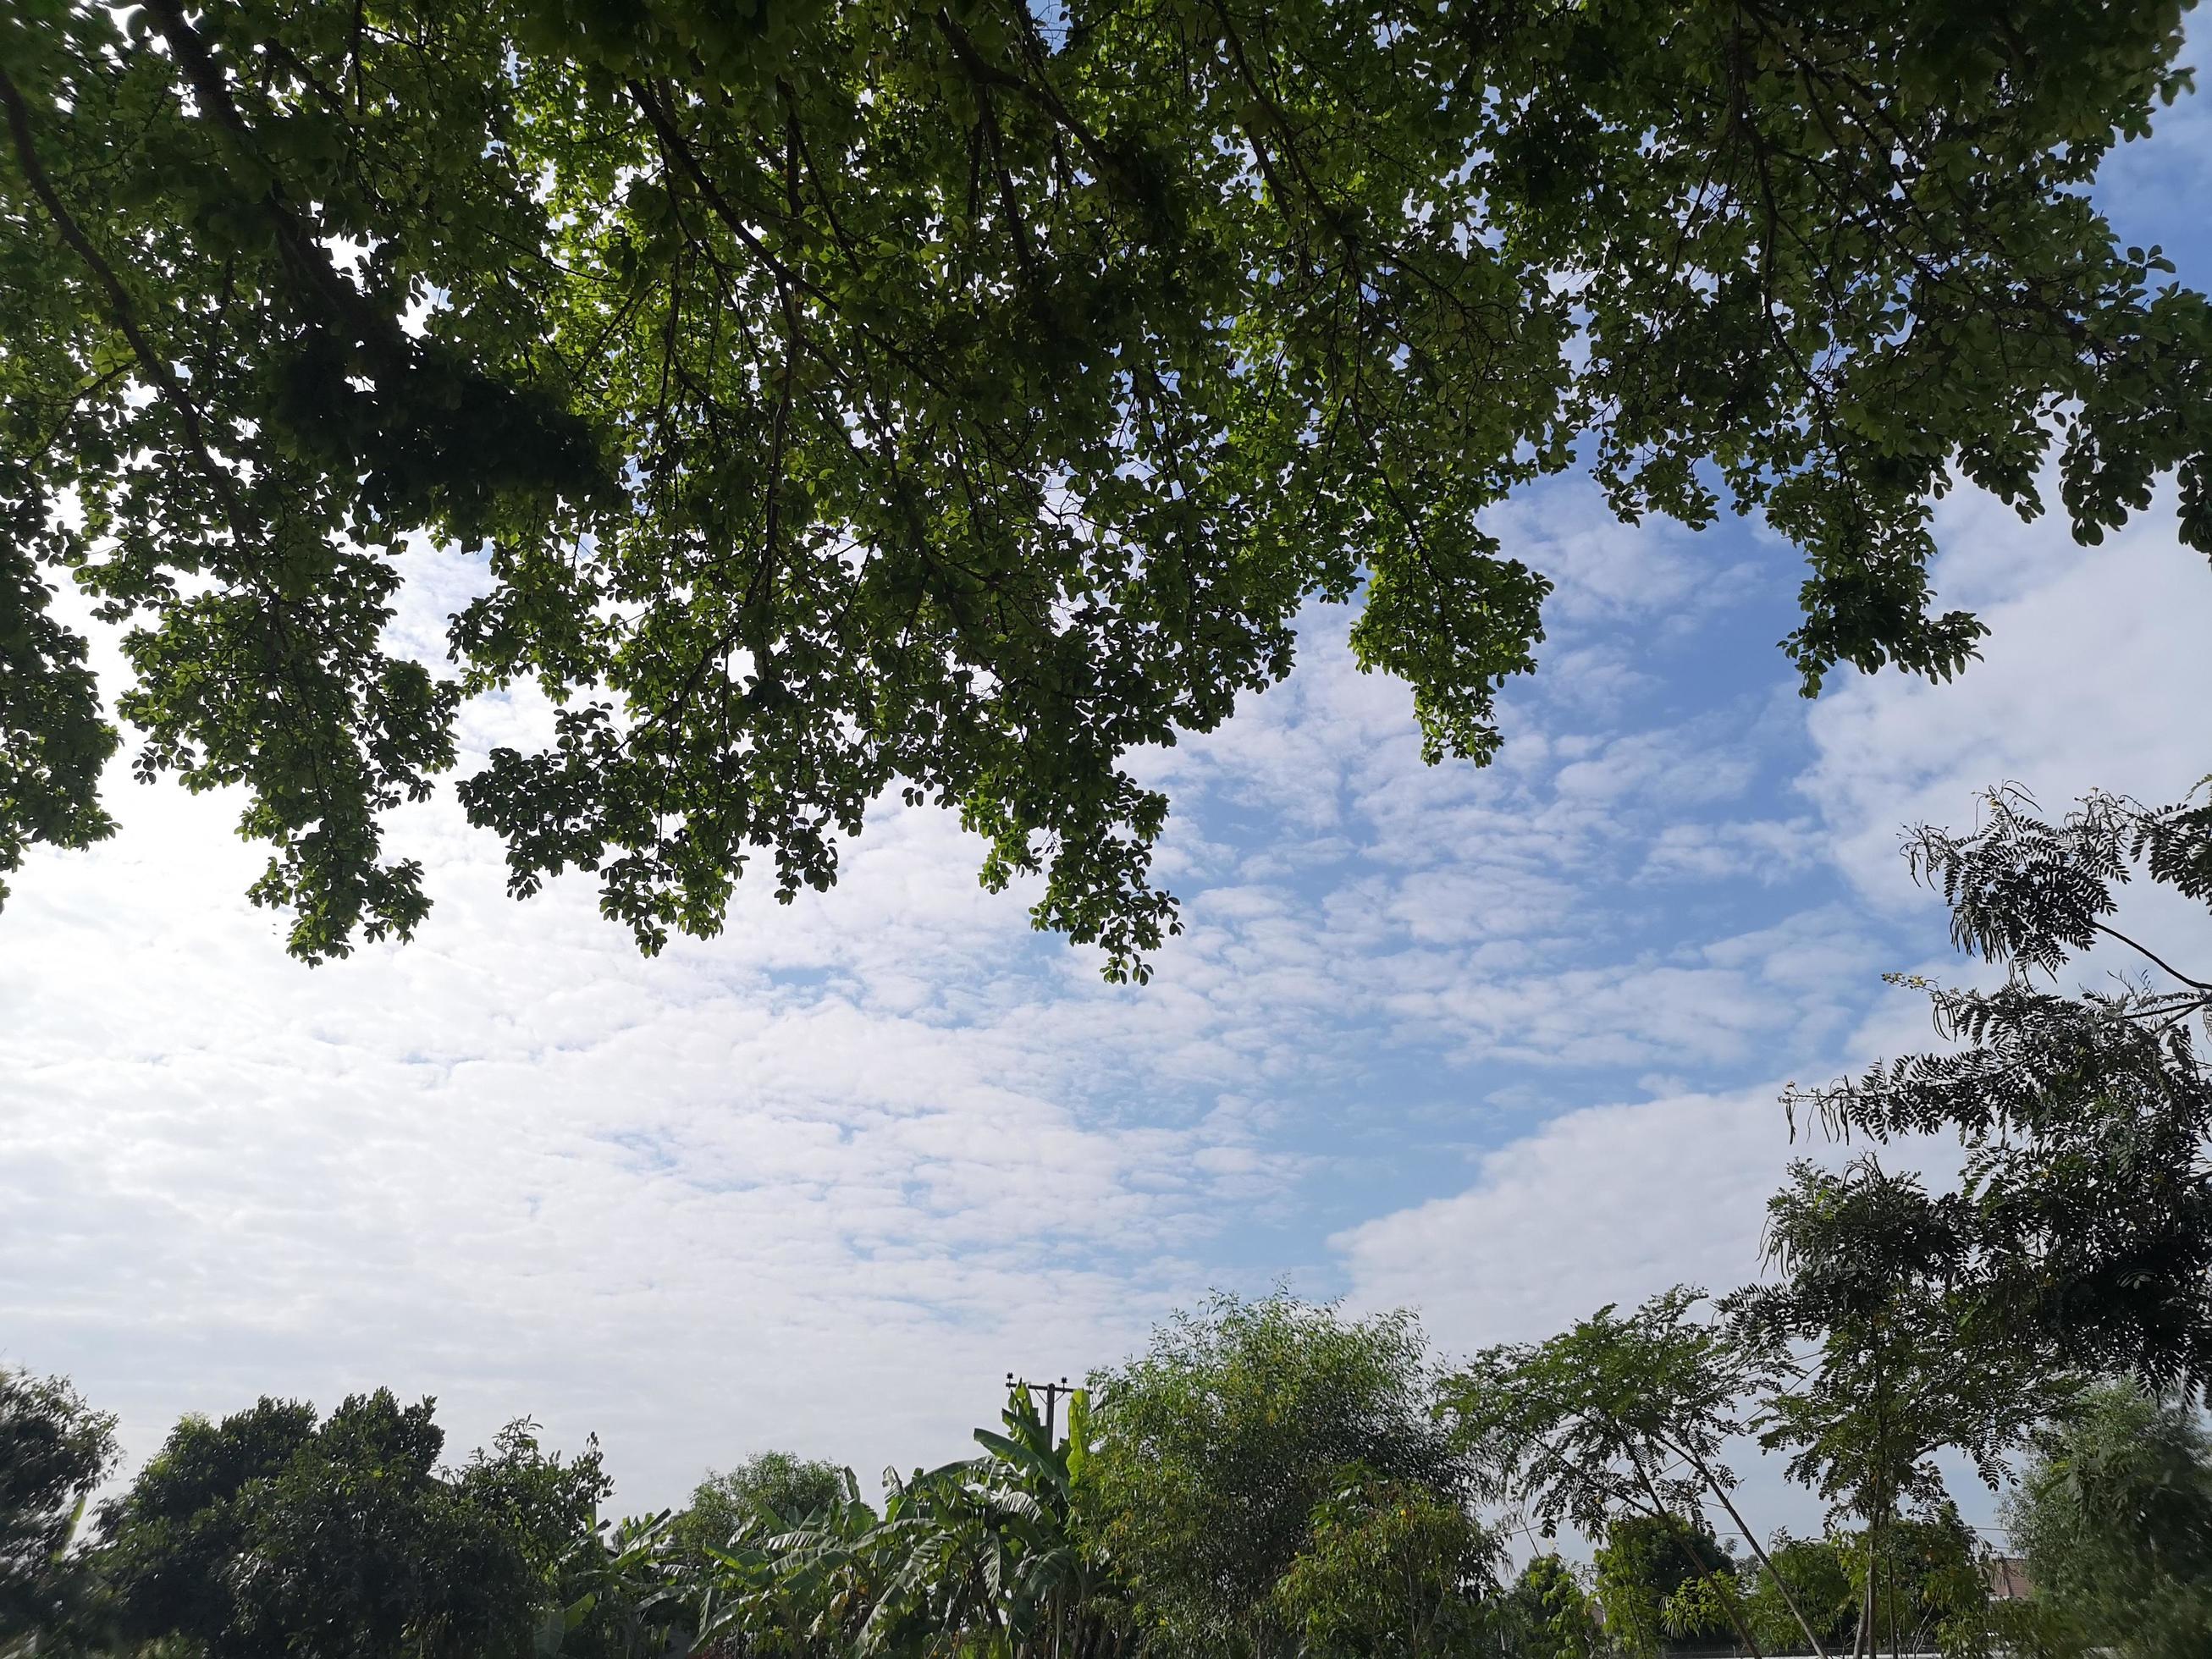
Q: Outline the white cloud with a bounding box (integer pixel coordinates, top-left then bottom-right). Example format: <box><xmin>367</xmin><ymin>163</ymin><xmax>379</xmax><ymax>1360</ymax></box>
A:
<box><xmin>0</xmin><ymin>737</ymin><xmax>1274</xmax><ymax>1507</ymax></box>
<box><xmin>10</xmin><ymin>417</ymin><xmax>2207</xmax><ymax>1545</ymax></box>
<box><xmin>1329</xmin><ymin>474</ymin><xmax>2212</xmax><ymax>1548</ymax></box>
<box><xmin>1801</xmin><ymin>488</ymin><xmax>2212</xmax><ymax>904</ymax></box>
<box><xmin>1333</xmin><ymin>1083</ymin><xmax>1796</xmax><ymax>1352</ymax></box>
<box><xmin>1638</xmin><ymin>818</ymin><xmax>1818</xmax><ymax>885</ymax></box>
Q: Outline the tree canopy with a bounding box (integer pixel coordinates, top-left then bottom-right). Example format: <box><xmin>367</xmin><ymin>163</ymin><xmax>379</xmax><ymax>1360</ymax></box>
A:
<box><xmin>1783</xmin><ymin>785</ymin><xmax>2212</xmax><ymax>1393</ymax></box>
<box><xmin>1446</xmin><ymin>1291</ymin><xmax>1805</xmax><ymax>1656</ymax></box>
<box><xmin>1082</xmin><ymin>1293</ymin><xmax>1466</xmax><ymax>1655</ymax></box>
<box><xmin>32</xmin><ymin>1289</ymin><xmax>2212</xmax><ymax>1659</ymax></box>
<box><xmin>0</xmin><ymin>1368</ymin><xmax>116</xmax><ymax>1647</ymax></box>
<box><xmin>90</xmin><ymin>1390</ymin><xmax>607</xmax><ymax>1659</ymax></box>
<box><xmin>3</xmin><ymin>0</ymin><xmax>2209</xmax><ymax>971</ymax></box>
<box><xmin>2005</xmin><ymin>1380</ymin><xmax>2212</xmax><ymax>1659</ymax></box>
<box><xmin>1270</xmin><ymin>1466</ymin><xmax>1501</xmax><ymax>1659</ymax></box>
<box><xmin>670</xmin><ymin>1448</ymin><xmax>847</xmax><ymax>1566</ymax></box>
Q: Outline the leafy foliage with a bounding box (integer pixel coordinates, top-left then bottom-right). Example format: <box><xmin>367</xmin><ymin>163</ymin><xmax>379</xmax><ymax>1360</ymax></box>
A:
<box><xmin>1784</xmin><ymin>785</ymin><xmax>2212</xmax><ymax>1392</ymax></box>
<box><xmin>682</xmin><ymin>1384</ymin><xmax>1133</xmax><ymax>1659</ymax></box>
<box><xmin>672</xmin><ymin>1452</ymin><xmax>846</xmax><ymax>1570</ymax></box>
<box><xmin>1083</xmin><ymin>1293</ymin><xmax>1466</xmax><ymax>1656</ymax></box>
<box><xmin>1491</xmin><ymin>1556</ymin><xmax>1597</xmax><ymax>1659</ymax></box>
<box><xmin>1735</xmin><ymin>1534</ymin><xmax>1855</xmax><ymax>1656</ymax></box>
<box><xmin>2005</xmin><ymin>1380</ymin><xmax>2212</xmax><ymax>1659</ymax></box>
<box><xmin>1829</xmin><ymin>1507</ymin><xmax>2002</xmax><ymax>1659</ymax></box>
<box><xmin>1448</xmin><ymin>1289</ymin><xmax>1772</xmax><ymax>1543</ymax></box>
<box><xmin>0</xmin><ymin>1368</ymin><xmax>117</xmax><ymax>1651</ymax></box>
<box><xmin>3</xmin><ymin>3</ymin><xmax>2209</xmax><ymax>971</ymax></box>
<box><xmin>1445</xmin><ymin>1290</ymin><xmax>1807</xmax><ymax>1653</ymax></box>
<box><xmin>1589</xmin><ymin>1515</ymin><xmax>1738</xmax><ymax>1658</ymax></box>
<box><xmin>697</xmin><ymin>1465</ymin><xmax>888</xmax><ymax>1659</ymax></box>
<box><xmin>23</xmin><ymin>1288</ymin><xmax>2188</xmax><ymax>1659</ymax></box>
<box><xmin>1722</xmin><ymin>1161</ymin><xmax>2066</xmax><ymax>1659</ymax></box>
<box><xmin>676</xmin><ymin>1306</ymin><xmax>1480</xmax><ymax>1659</ymax></box>
<box><xmin>91</xmin><ymin>1390</ymin><xmax>606</xmax><ymax>1659</ymax></box>
<box><xmin>1731</xmin><ymin>1160</ymin><xmax>2069</xmax><ymax>1524</ymax></box>
<box><xmin>549</xmin><ymin>1510</ymin><xmax>699</xmax><ymax>1659</ymax></box>
<box><xmin>1271</xmin><ymin>1465</ymin><xmax>1500</xmax><ymax>1659</ymax></box>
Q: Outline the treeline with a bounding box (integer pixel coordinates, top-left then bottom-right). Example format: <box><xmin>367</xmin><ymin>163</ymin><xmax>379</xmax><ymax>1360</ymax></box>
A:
<box><xmin>6</xmin><ymin>1303</ymin><xmax>2210</xmax><ymax>1659</ymax></box>
<box><xmin>3</xmin><ymin>785</ymin><xmax>2207</xmax><ymax>1659</ymax></box>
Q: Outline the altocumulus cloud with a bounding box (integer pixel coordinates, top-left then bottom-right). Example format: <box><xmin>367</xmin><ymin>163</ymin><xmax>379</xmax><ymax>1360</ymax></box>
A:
<box><xmin>4</xmin><ymin>457</ymin><xmax>2209</xmax><ymax>1524</ymax></box>
<box><xmin>1332</xmin><ymin>481</ymin><xmax>2212</xmax><ymax>1502</ymax></box>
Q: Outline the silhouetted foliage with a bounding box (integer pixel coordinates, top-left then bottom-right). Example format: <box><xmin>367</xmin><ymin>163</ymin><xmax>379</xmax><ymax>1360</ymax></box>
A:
<box><xmin>1784</xmin><ymin>785</ymin><xmax>2212</xmax><ymax>1393</ymax></box>
<box><xmin>93</xmin><ymin>1390</ymin><xmax>604</xmax><ymax>1659</ymax></box>
<box><xmin>2006</xmin><ymin>1380</ymin><xmax>2212</xmax><ymax>1658</ymax></box>
<box><xmin>0</xmin><ymin>1368</ymin><xmax>116</xmax><ymax>1648</ymax></box>
<box><xmin>4</xmin><ymin>4</ymin><xmax>2209</xmax><ymax>970</ymax></box>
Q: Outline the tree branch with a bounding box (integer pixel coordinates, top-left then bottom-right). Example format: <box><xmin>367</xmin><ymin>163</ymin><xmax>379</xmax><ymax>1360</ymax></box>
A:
<box><xmin>2093</xmin><ymin>922</ymin><xmax>2211</xmax><ymax>992</ymax></box>
<box><xmin>141</xmin><ymin>0</ymin><xmax>408</xmax><ymax>361</ymax></box>
<box><xmin>0</xmin><ymin>65</ymin><xmax>237</xmax><ymax>510</ymax></box>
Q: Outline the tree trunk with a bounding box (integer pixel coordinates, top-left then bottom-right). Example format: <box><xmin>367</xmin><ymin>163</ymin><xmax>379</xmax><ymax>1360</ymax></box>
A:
<box><xmin>1621</xmin><ymin>1447</ymin><xmax>1767</xmax><ymax>1659</ymax></box>
<box><xmin>1675</xmin><ymin>1447</ymin><xmax>1832</xmax><ymax>1659</ymax></box>
<box><xmin>1854</xmin><ymin>1520</ymin><xmax>1877</xmax><ymax>1659</ymax></box>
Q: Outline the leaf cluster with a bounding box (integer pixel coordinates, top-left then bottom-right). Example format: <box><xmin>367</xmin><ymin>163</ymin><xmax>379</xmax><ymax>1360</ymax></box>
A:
<box><xmin>0</xmin><ymin>1368</ymin><xmax>118</xmax><ymax>1648</ymax></box>
<box><xmin>1783</xmin><ymin>785</ymin><xmax>2212</xmax><ymax>1392</ymax></box>
<box><xmin>2004</xmin><ymin>1380</ymin><xmax>2212</xmax><ymax>1659</ymax></box>
<box><xmin>5</xmin><ymin>4</ymin><xmax>2210</xmax><ymax>969</ymax></box>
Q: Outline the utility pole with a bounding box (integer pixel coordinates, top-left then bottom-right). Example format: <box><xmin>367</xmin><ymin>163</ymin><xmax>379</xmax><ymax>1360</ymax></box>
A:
<box><xmin>1006</xmin><ymin>1372</ymin><xmax>1075</xmax><ymax>1441</ymax></box>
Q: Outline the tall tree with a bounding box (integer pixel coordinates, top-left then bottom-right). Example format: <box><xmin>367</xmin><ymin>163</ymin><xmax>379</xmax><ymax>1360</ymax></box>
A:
<box><xmin>0</xmin><ymin>1368</ymin><xmax>116</xmax><ymax>1651</ymax></box>
<box><xmin>1729</xmin><ymin>1160</ymin><xmax>2066</xmax><ymax>1659</ymax></box>
<box><xmin>1083</xmin><ymin>1293</ymin><xmax>1465</xmax><ymax>1657</ymax></box>
<box><xmin>2005</xmin><ymin>1380</ymin><xmax>2212</xmax><ymax>1659</ymax></box>
<box><xmin>93</xmin><ymin>1389</ymin><xmax>603</xmax><ymax>1659</ymax></box>
<box><xmin>3</xmin><ymin>3</ymin><xmax>2209</xmax><ymax>970</ymax></box>
<box><xmin>1445</xmin><ymin>1288</ymin><xmax>1823</xmax><ymax>1657</ymax></box>
<box><xmin>1784</xmin><ymin>786</ymin><xmax>2212</xmax><ymax>1392</ymax></box>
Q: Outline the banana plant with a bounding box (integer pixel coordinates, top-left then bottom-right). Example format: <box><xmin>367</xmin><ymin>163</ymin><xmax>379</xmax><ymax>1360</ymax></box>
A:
<box><xmin>699</xmin><ymin>1471</ymin><xmax>899</xmax><ymax>1658</ymax></box>
<box><xmin>908</xmin><ymin>1386</ymin><xmax>1130</xmax><ymax>1659</ymax></box>
<box><xmin>688</xmin><ymin>1389</ymin><xmax>1130</xmax><ymax>1659</ymax></box>
<box><xmin>540</xmin><ymin>1510</ymin><xmax>698</xmax><ymax>1659</ymax></box>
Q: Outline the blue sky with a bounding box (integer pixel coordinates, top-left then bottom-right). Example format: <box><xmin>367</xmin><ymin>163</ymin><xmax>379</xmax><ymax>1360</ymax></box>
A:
<box><xmin>3</xmin><ymin>52</ymin><xmax>2210</xmax><ymax>1557</ymax></box>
